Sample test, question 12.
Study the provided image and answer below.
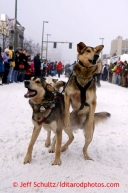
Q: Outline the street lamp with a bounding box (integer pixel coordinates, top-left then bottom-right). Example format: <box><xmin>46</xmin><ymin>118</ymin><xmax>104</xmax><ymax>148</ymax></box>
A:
<box><xmin>99</xmin><ymin>38</ymin><xmax>104</xmax><ymax>60</ymax></box>
<box><xmin>41</xmin><ymin>21</ymin><xmax>48</xmax><ymax>59</ymax></box>
<box><xmin>46</xmin><ymin>34</ymin><xmax>51</xmax><ymax>60</ymax></box>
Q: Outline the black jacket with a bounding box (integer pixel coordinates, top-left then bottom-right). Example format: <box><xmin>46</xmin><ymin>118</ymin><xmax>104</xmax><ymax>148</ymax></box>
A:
<box><xmin>34</xmin><ymin>55</ymin><xmax>41</xmax><ymax>71</ymax></box>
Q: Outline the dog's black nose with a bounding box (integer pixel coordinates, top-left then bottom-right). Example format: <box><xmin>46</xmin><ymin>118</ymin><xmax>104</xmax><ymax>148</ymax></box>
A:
<box><xmin>93</xmin><ymin>54</ymin><xmax>99</xmax><ymax>60</ymax></box>
<box><xmin>24</xmin><ymin>80</ymin><xmax>30</xmax><ymax>86</ymax></box>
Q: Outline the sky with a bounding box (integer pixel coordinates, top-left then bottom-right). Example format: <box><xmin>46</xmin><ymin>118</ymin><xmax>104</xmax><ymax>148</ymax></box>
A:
<box><xmin>0</xmin><ymin>0</ymin><xmax>128</xmax><ymax>63</ymax></box>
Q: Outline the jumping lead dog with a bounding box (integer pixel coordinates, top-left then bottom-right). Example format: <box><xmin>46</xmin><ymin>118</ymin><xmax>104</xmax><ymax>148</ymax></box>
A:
<box><xmin>63</xmin><ymin>42</ymin><xmax>110</xmax><ymax>160</ymax></box>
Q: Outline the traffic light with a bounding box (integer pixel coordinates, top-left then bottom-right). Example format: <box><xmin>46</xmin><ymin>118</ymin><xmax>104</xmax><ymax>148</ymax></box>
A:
<box><xmin>69</xmin><ymin>43</ymin><xmax>72</xmax><ymax>49</ymax></box>
<box><xmin>53</xmin><ymin>42</ymin><xmax>57</xmax><ymax>48</ymax></box>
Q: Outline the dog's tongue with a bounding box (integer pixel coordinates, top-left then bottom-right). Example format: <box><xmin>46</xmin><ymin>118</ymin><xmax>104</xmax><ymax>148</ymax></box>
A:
<box><xmin>24</xmin><ymin>90</ymin><xmax>35</xmax><ymax>98</ymax></box>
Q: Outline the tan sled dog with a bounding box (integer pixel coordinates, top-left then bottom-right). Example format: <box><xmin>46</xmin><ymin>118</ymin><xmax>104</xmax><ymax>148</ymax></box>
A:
<box><xmin>63</xmin><ymin>42</ymin><xmax>110</xmax><ymax>160</ymax></box>
<box><xmin>24</xmin><ymin>77</ymin><xmax>65</xmax><ymax>165</ymax></box>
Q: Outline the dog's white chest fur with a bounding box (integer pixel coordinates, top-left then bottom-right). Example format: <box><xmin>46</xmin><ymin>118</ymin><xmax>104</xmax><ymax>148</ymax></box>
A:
<box><xmin>43</xmin><ymin>121</ymin><xmax>57</xmax><ymax>133</ymax></box>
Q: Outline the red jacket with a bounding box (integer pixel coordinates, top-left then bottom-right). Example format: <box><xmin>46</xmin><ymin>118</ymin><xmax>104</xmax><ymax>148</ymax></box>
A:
<box><xmin>47</xmin><ymin>63</ymin><xmax>51</xmax><ymax>70</ymax></box>
<box><xmin>116</xmin><ymin>65</ymin><xmax>122</xmax><ymax>75</ymax></box>
<box><xmin>56</xmin><ymin>61</ymin><xmax>62</xmax><ymax>70</ymax></box>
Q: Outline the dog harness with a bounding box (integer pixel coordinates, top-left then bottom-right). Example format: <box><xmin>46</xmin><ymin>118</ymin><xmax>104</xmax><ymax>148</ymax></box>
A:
<box><xmin>75</xmin><ymin>61</ymin><xmax>94</xmax><ymax>110</ymax></box>
<box><xmin>62</xmin><ymin>60</ymin><xmax>94</xmax><ymax>111</ymax></box>
<box><xmin>74</xmin><ymin>76</ymin><xmax>93</xmax><ymax>110</ymax></box>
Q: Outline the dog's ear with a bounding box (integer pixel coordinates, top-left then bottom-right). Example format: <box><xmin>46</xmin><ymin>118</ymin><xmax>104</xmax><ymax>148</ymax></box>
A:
<box><xmin>95</xmin><ymin>45</ymin><xmax>104</xmax><ymax>54</ymax></box>
<box><xmin>46</xmin><ymin>84</ymin><xmax>55</xmax><ymax>92</ymax></box>
<box><xmin>77</xmin><ymin>42</ymin><xmax>86</xmax><ymax>53</ymax></box>
<box><xmin>52</xmin><ymin>79</ymin><xmax>58</xmax><ymax>83</ymax></box>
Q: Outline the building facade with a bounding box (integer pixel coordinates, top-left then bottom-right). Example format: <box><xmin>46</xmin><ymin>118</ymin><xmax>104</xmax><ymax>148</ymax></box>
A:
<box><xmin>110</xmin><ymin>36</ymin><xmax>128</xmax><ymax>57</ymax></box>
<box><xmin>0</xmin><ymin>14</ymin><xmax>25</xmax><ymax>50</ymax></box>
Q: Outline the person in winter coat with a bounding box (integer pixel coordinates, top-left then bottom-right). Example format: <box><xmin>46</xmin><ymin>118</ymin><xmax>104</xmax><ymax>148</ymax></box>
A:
<box><xmin>122</xmin><ymin>61</ymin><xmax>128</xmax><ymax>87</ymax></box>
<box><xmin>95</xmin><ymin>59</ymin><xmax>102</xmax><ymax>87</ymax></box>
<box><xmin>7</xmin><ymin>45</ymin><xmax>15</xmax><ymax>83</ymax></box>
<box><xmin>111</xmin><ymin>63</ymin><xmax>117</xmax><ymax>84</ymax></box>
<box><xmin>108</xmin><ymin>63</ymin><xmax>114</xmax><ymax>83</ymax></box>
<box><xmin>17</xmin><ymin>49</ymin><xmax>25</xmax><ymax>82</ymax></box>
<box><xmin>2</xmin><ymin>48</ymin><xmax>10</xmax><ymax>84</ymax></box>
<box><xmin>13</xmin><ymin>49</ymin><xmax>20</xmax><ymax>83</ymax></box>
<box><xmin>102</xmin><ymin>64</ymin><xmax>108</xmax><ymax>81</ymax></box>
<box><xmin>25</xmin><ymin>55</ymin><xmax>32</xmax><ymax>80</ymax></box>
<box><xmin>30</xmin><ymin>60</ymin><xmax>35</xmax><ymax>77</ymax></box>
<box><xmin>0</xmin><ymin>47</ymin><xmax>4</xmax><ymax>85</ymax></box>
<box><xmin>115</xmin><ymin>61</ymin><xmax>122</xmax><ymax>85</ymax></box>
<box><xmin>22</xmin><ymin>49</ymin><xmax>29</xmax><ymax>81</ymax></box>
<box><xmin>34</xmin><ymin>52</ymin><xmax>41</xmax><ymax>77</ymax></box>
<box><xmin>47</xmin><ymin>62</ymin><xmax>51</xmax><ymax>76</ymax></box>
<box><xmin>50</xmin><ymin>62</ymin><xmax>56</xmax><ymax>77</ymax></box>
<box><xmin>56</xmin><ymin>61</ymin><xmax>63</xmax><ymax>78</ymax></box>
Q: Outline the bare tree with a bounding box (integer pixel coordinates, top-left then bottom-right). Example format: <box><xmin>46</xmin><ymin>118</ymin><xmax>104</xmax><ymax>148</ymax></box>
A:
<box><xmin>23</xmin><ymin>38</ymin><xmax>40</xmax><ymax>56</ymax></box>
<box><xmin>0</xmin><ymin>33</ymin><xmax>12</xmax><ymax>51</ymax></box>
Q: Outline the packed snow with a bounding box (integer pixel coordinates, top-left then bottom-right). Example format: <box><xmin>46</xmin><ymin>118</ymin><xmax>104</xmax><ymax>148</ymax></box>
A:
<box><xmin>0</xmin><ymin>76</ymin><xmax>128</xmax><ymax>193</ymax></box>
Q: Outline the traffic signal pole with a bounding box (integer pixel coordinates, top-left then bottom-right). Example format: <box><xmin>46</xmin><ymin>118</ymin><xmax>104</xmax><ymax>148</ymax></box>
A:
<box><xmin>43</xmin><ymin>41</ymin><xmax>73</xmax><ymax>49</ymax></box>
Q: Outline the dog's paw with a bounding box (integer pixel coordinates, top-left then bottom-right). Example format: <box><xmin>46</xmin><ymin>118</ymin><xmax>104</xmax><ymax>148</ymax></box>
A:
<box><xmin>52</xmin><ymin>159</ymin><xmax>61</xmax><ymax>165</ymax></box>
<box><xmin>45</xmin><ymin>140</ymin><xmax>51</xmax><ymax>147</ymax></box>
<box><xmin>84</xmin><ymin>154</ymin><xmax>94</xmax><ymax>161</ymax></box>
<box><xmin>24</xmin><ymin>154</ymin><xmax>32</xmax><ymax>164</ymax></box>
<box><xmin>61</xmin><ymin>145</ymin><xmax>68</xmax><ymax>152</ymax></box>
<box><xmin>83</xmin><ymin>148</ymin><xmax>93</xmax><ymax>161</ymax></box>
<box><xmin>49</xmin><ymin>148</ymin><xmax>55</xmax><ymax>153</ymax></box>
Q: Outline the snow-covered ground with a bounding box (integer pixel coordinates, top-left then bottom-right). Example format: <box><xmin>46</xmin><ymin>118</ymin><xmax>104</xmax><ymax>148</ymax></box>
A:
<box><xmin>0</xmin><ymin>76</ymin><xmax>128</xmax><ymax>193</ymax></box>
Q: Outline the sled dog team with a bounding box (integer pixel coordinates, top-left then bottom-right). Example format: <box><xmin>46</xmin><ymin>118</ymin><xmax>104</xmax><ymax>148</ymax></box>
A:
<box><xmin>24</xmin><ymin>42</ymin><xmax>110</xmax><ymax>165</ymax></box>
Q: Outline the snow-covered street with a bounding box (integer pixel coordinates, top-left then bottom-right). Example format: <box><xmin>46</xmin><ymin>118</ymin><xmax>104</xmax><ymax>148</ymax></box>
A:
<box><xmin>0</xmin><ymin>77</ymin><xmax>128</xmax><ymax>193</ymax></box>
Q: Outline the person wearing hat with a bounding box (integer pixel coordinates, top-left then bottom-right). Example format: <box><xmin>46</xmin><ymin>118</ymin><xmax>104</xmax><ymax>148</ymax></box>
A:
<box><xmin>2</xmin><ymin>48</ymin><xmax>10</xmax><ymax>84</ymax></box>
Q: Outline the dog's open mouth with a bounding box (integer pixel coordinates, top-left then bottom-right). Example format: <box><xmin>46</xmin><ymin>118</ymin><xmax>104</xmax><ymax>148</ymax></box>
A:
<box><xmin>24</xmin><ymin>88</ymin><xmax>37</xmax><ymax>98</ymax></box>
<box><xmin>88</xmin><ymin>59</ymin><xmax>97</xmax><ymax>65</ymax></box>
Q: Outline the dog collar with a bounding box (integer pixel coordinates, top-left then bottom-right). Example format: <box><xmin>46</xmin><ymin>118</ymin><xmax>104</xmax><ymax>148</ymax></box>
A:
<box><xmin>33</xmin><ymin>92</ymin><xmax>63</xmax><ymax>111</ymax></box>
<box><xmin>32</xmin><ymin>92</ymin><xmax>63</xmax><ymax>125</ymax></box>
<box><xmin>34</xmin><ymin>103</ymin><xmax>55</xmax><ymax>112</ymax></box>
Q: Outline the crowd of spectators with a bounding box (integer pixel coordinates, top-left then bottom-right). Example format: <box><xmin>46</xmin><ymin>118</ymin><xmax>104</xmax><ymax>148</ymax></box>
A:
<box><xmin>102</xmin><ymin>60</ymin><xmax>128</xmax><ymax>87</ymax></box>
<box><xmin>0</xmin><ymin>46</ymin><xmax>64</xmax><ymax>85</ymax></box>
<box><xmin>1</xmin><ymin>47</ymin><xmax>128</xmax><ymax>88</ymax></box>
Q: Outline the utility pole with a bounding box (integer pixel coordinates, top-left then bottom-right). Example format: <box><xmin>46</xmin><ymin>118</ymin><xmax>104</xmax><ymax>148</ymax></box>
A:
<box><xmin>41</xmin><ymin>21</ymin><xmax>48</xmax><ymax>59</ymax></box>
<box><xmin>14</xmin><ymin>0</ymin><xmax>17</xmax><ymax>51</ymax></box>
<box><xmin>46</xmin><ymin>34</ymin><xmax>51</xmax><ymax>60</ymax></box>
<box><xmin>99</xmin><ymin>38</ymin><xmax>104</xmax><ymax>60</ymax></box>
